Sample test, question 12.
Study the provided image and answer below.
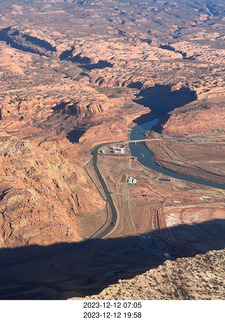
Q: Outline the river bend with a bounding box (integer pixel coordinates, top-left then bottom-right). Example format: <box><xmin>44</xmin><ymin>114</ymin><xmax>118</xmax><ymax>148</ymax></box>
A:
<box><xmin>129</xmin><ymin>118</ymin><xmax>225</xmax><ymax>191</ymax></box>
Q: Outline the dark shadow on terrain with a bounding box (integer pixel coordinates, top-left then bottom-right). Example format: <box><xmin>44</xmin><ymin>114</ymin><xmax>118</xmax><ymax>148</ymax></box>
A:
<box><xmin>127</xmin><ymin>81</ymin><xmax>143</xmax><ymax>90</ymax></box>
<box><xmin>159</xmin><ymin>44</ymin><xmax>195</xmax><ymax>59</ymax></box>
<box><xmin>140</xmin><ymin>38</ymin><xmax>152</xmax><ymax>45</ymax></box>
<box><xmin>133</xmin><ymin>84</ymin><xmax>197</xmax><ymax>124</ymax></box>
<box><xmin>59</xmin><ymin>46</ymin><xmax>75</xmax><ymax>60</ymax></box>
<box><xmin>1</xmin><ymin>219</ymin><xmax>225</xmax><ymax>299</ymax></box>
<box><xmin>206</xmin><ymin>3</ymin><xmax>221</xmax><ymax>17</ymax></box>
<box><xmin>52</xmin><ymin>101</ymin><xmax>78</xmax><ymax>116</ymax></box>
<box><xmin>60</xmin><ymin>52</ymin><xmax>113</xmax><ymax>70</ymax></box>
<box><xmin>0</xmin><ymin>26</ymin><xmax>56</xmax><ymax>55</ymax></box>
<box><xmin>21</xmin><ymin>34</ymin><xmax>56</xmax><ymax>52</ymax></box>
<box><xmin>70</xmin><ymin>53</ymin><xmax>91</xmax><ymax>64</ymax></box>
<box><xmin>52</xmin><ymin>101</ymin><xmax>69</xmax><ymax>112</ymax></box>
<box><xmin>159</xmin><ymin>44</ymin><xmax>175</xmax><ymax>52</ymax></box>
<box><xmin>66</xmin><ymin>129</ymin><xmax>86</xmax><ymax>143</ymax></box>
<box><xmin>80</xmin><ymin>60</ymin><xmax>113</xmax><ymax>70</ymax></box>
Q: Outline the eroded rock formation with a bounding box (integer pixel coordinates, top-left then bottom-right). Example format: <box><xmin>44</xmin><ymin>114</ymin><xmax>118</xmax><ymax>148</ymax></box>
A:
<box><xmin>85</xmin><ymin>249</ymin><xmax>225</xmax><ymax>300</ymax></box>
<box><xmin>160</xmin><ymin>98</ymin><xmax>225</xmax><ymax>136</ymax></box>
<box><xmin>1</xmin><ymin>0</ymin><xmax>225</xmax><ymax>300</ymax></box>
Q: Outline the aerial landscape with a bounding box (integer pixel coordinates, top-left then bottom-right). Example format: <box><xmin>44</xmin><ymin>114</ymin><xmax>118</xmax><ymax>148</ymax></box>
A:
<box><xmin>0</xmin><ymin>0</ymin><xmax>225</xmax><ymax>300</ymax></box>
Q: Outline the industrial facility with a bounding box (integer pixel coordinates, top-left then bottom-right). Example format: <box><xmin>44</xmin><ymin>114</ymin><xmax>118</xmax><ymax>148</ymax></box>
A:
<box><xmin>127</xmin><ymin>176</ymin><xmax>137</xmax><ymax>185</ymax></box>
<box><xmin>109</xmin><ymin>144</ymin><xmax>127</xmax><ymax>154</ymax></box>
<box><xmin>100</xmin><ymin>144</ymin><xmax>129</xmax><ymax>155</ymax></box>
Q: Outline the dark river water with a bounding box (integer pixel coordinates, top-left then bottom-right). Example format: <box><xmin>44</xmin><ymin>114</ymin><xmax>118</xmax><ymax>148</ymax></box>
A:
<box><xmin>129</xmin><ymin>118</ymin><xmax>225</xmax><ymax>190</ymax></box>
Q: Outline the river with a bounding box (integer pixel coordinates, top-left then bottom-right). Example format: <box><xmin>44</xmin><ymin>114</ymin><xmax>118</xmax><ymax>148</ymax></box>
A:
<box><xmin>129</xmin><ymin>118</ymin><xmax>225</xmax><ymax>191</ymax></box>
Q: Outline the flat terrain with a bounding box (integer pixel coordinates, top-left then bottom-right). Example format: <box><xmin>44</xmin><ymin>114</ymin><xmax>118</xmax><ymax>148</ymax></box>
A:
<box><xmin>146</xmin><ymin>136</ymin><xmax>225</xmax><ymax>184</ymax></box>
<box><xmin>98</xmin><ymin>150</ymin><xmax>225</xmax><ymax>258</ymax></box>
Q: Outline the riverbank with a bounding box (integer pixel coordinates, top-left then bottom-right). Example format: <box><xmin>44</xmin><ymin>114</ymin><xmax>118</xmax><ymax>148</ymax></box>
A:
<box><xmin>130</xmin><ymin>118</ymin><xmax>225</xmax><ymax>190</ymax></box>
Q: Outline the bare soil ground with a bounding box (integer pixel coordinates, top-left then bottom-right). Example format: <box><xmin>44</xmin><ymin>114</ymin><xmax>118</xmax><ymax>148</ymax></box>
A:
<box><xmin>98</xmin><ymin>151</ymin><xmax>225</xmax><ymax>258</ymax></box>
<box><xmin>146</xmin><ymin>137</ymin><xmax>225</xmax><ymax>184</ymax></box>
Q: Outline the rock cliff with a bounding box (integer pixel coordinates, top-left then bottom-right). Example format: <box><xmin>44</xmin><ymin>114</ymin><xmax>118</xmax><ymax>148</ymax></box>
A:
<box><xmin>85</xmin><ymin>249</ymin><xmax>225</xmax><ymax>300</ymax></box>
<box><xmin>160</xmin><ymin>98</ymin><xmax>225</xmax><ymax>136</ymax></box>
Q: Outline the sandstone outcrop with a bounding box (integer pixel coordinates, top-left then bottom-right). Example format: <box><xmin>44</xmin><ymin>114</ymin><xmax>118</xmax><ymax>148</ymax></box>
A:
<box><xmin>1</xmin><ymin>0</ymin><xmax>225</xmax><ymax>300</ymax></box>
<box><xmin>159</xmin><ymin>98</ymin><xmax>225</xmax><ymax>136</ymax></box>
<box><xmin>0</xmin><ymin>135</ymin><xmax>105</xmax><ymax>247</ymax></box>
<box><xmin>85</xmin><ymin>249</ymin><xmax>225</xmax><ymax>300</ymax></box>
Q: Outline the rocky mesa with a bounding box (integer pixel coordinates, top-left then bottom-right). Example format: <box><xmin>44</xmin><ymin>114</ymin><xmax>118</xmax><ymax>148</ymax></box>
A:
<box><xmin>159</xmin><ymin>97</ymin><xmax>225</xmax><ymax>136</ymax></box>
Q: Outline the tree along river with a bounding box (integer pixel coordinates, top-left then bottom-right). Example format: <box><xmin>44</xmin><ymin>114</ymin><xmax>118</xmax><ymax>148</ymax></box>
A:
<box><xmin>129</xmin><ymin>118</ymin><xmax>225</xmax><ymax>191</ymax></box>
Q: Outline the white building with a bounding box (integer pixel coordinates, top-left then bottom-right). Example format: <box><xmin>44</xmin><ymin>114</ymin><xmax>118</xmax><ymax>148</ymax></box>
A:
<box><xmin>127</xmin><ymin>176</ymin><xmax>137</xmax><ymax>185</ymax></box>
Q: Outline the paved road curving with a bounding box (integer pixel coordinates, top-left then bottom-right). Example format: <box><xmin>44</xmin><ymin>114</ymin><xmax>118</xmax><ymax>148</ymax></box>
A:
<box><xmin>90</xmin><ymin>143</ymin><xmax>118</xmax><ymax>238</ymax></box>
<box><xmin>90</xmin><ymin>139</ymin><xmax>156</xmax><ymax>239</ymax></box>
